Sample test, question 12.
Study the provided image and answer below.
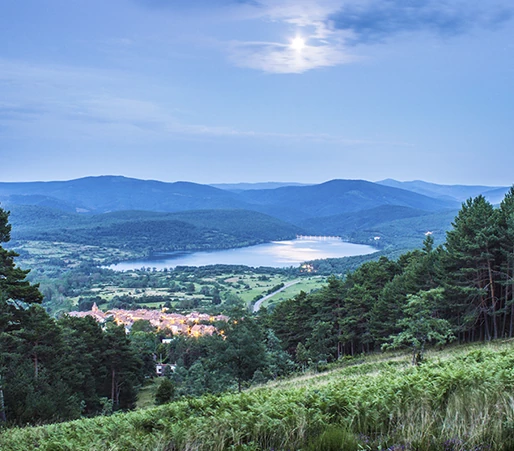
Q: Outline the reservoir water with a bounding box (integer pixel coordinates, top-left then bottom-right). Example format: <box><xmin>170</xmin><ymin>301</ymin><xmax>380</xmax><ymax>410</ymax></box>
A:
<box><xmin>110</xmin><ymin>237</ymin><xmax>377</xmax><ymax>270</ymax></box>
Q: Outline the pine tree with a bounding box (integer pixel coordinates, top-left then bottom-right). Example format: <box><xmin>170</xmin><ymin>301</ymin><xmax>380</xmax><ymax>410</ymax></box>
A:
<box><xmin>498</xmin><ymin>187</ymin><xmax>514</xmax><ymax>337</ymax></box>
<box><xmin>384</xmin><ymin>289</ymin><xmax>454</xmax><ymax>364</ymax></box>
<box><xmin>221</xmin><ymin>310</ymin><xmax>266</xmax><ymax>392</ymax></box>
<box><xmin>155</xmin><ymin>378</ymin><xmax>174</xmax><ymax>405</ymax></box>
<box><xmin>0</xmin><ymin>206</ymin><xmax>43</xmax><ymax>329</ymax></box>
<box><xmin>58</xmin><ymin>315</ymin><xmax>107</xmax><ymax>415</ymax></box>
<box><xmin>444</xmin><ymin>196</ymin><xmax>501</xmax><ymax>341</ymax></box>
<box><xmin>263</xmin><ymin>329</ymin><xmax>294</xmax><ymax>379</ymax></box>
<box><xmin>103</xmin><ymin>323</ymin><xmax>143</xmax><ymax>409</ymax></box>
<box><xmin>0</xmin><ymin>206</ymin><xmax>43</xmax><ymax>423</ymax></box>
<box><xmin>340</xmin><ymin>258</ymin><xmax>399</xmax><ymax>355</ymax></box>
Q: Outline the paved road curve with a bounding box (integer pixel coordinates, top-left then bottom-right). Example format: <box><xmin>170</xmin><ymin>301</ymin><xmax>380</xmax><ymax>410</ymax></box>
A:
<box><xmin>252</xmin><ymin>280</ymin><xmax>302</xmax><ymax>313</ymax></box>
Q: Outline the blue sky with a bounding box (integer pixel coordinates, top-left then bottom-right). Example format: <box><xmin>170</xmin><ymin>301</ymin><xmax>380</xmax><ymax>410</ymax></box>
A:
<box><xmin>1</xmin><ymin>0</ymin><xmax>513</xmax><ymax>185</ymax></box>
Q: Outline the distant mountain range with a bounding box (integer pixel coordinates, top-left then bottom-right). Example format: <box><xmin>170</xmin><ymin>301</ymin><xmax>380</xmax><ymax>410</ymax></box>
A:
<box><xmin>377</xmin><ymin>179</ymin><xmax>510</xmax><ymax>204</ymax></box>
<box><xmin>210</xmin><ymin>182</ymin><xmax>310</xmax><ymax>191</ymax></box>
<box><xmin>1</xmin><ymin>176</ymin><xmax>511</xmax><ymax>252</ymax></box>
<box><xmin>0</xmin><ymin>176</ymin><xmax>461</xmax><ymax>217</ymax></box>
<box><xmin>0</xmin><ymin>176</ymin><xmax>246</xmax><ymax>214</ymax></box>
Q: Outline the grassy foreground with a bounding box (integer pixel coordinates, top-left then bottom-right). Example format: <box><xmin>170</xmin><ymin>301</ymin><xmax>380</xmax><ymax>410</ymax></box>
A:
<box><xmin>1</xmin><ymin>343</ymin><xmax>514</xmax><ymax>451</ymax></box>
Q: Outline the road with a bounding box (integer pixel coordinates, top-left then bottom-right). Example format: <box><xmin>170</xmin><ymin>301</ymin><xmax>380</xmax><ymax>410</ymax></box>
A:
<box><xmin>252</xmin><ymin>279</ymin><xmax>302</xmax><ymax>313</ymax></box>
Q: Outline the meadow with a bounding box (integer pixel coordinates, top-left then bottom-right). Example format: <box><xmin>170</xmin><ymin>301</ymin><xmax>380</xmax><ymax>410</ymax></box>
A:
<box><xmin>1</xmin><ymin>341</ymin><xmax>513</xmax><ymax>451</ymax></box>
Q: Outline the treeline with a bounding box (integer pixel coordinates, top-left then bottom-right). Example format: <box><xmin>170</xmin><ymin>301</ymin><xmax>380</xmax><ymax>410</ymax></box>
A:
<box><xmin>1</xmin><ymin>312</ymin><xmax>154</xmax><ymax>424</ymax></box>
<box><xmin>268</xmin><ymin>190</ymin><xmax>514</xmax><ymax>362</ymax></box>
<box><xmin>0</xmin><ymin>207</ymin><xmax>151</xmax><ymax>424</ymax></box>
<box><xmin>305</xmin><ymin>250</ymin><xmax>397</xmax><ymax>275</ymax></box>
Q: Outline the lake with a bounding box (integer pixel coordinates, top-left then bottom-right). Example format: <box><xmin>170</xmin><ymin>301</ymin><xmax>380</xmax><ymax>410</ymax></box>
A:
<box><xmin>110</xmin><ymin>237</ymin><xmax>377</xmax><ymax>270</ymax></box>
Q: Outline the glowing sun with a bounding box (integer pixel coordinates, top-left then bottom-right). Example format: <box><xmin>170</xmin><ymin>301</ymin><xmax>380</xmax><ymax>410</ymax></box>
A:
<box><xmin>290</xmin><ymin>37</ymin><xmax>306</xmax><ymax>51</ymax></box>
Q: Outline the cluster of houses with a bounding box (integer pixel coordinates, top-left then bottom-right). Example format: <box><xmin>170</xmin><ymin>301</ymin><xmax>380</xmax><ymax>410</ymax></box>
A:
<box><xmin>69</xmin><ymin>303</ymin><xmax>228</xmax><ymax>337</ymax></box>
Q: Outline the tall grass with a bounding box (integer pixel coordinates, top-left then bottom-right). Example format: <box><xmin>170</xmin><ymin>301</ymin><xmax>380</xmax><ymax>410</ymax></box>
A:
<box><xmin>1</xmin><ymin>343</ymin><xmax>513</xmax><ymax>451</ymax></box>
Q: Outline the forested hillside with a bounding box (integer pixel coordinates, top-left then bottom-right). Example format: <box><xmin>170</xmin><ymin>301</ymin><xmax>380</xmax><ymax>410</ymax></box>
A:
<box><xmin>8</xmin><ymin>206</ymin><xmax>303</xmax><ymax>254</ymax></box>
<box><xmin>0</xmin><ymin>176</ymin><xmax>247</xmax><ymax>213</ymax></box>
<box><xmin>300</xmin><ymin>205</ymin><xmax>458</xmax><ymax>248</ymax></box>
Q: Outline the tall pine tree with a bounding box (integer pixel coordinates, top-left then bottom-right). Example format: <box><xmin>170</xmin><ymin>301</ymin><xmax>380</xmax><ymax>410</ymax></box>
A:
<box><xmin>0</xmin><ymin>206</ymin><xmax>43</xmax><ymax>423</ymax></box>
<box><xmin>444</xmin><ymin>196</ymin><xmax>501</xmax><ymax>341</ymax></box>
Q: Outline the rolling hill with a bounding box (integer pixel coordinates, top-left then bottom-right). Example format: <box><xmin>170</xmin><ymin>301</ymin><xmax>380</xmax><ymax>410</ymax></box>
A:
<box><xmin>210</xmin><ymin>182</ymin><xmax>309</xmax><ymax>191</ymax></box>
<box><xmin>300</xmin><ymin>205</ymin><xmax>431</xmax><ymax>235</ymax></box>
<box><xmin>0</xmin><ymin>176</ymin><xmax>248</xmax><ymax>214</ymax></box>
<box><xmin>238</xmin><ymin>179</ymin><xmax>458</xmax><ymax>220</ymax></box>
<box><xmin>8</xmin><ymin>206</ymin><xmax>304</xmax><ymax>253</ymax></box>
<box><xmin>300</xmin><ymin>205</ymin><xmax>458</xmax><ymax>250</ymax></box>
<box><xmin>378</xmin><ymin>179</ymin><xmax>509</xmax><ymax>204</ymax></box>
<box><xmin>1</xmin><ymin>176</ymin><xmax>459</xmax><ymax>221</ymax></box>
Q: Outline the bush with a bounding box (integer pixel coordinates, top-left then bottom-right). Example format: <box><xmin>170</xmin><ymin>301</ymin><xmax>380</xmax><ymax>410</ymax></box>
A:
<box><xmin>305</xmin><ymin>426</ymin><xmax>359</xmax><ymax>451</ymax></box>
<box><xmin>155</xmin><ymin>378</ymin><xmax>175</xmax><ymax>405</ymax></box>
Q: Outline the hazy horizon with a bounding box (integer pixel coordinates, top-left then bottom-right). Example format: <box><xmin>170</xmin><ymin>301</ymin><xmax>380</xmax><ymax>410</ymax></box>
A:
<box><xmin>0</xmin><ymin>174</ymin><xmax>508</xmax><ymax>189</ymax></box>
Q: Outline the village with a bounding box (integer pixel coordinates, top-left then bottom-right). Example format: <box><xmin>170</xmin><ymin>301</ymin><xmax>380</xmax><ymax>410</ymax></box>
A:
<box><xmin>69</xmin><ymin>303</ymin><xmax>229</xmax><ymax>337</ymax></box>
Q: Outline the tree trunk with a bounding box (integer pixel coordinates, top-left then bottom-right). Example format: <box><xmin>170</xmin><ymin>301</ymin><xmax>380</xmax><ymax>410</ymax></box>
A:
<box><xmin>510</xmin><ymin>302</ymin><xmax>514</xmax><ymax>338</ymax></box>
<box><xmin>0</xmin><ymin>376</ymin><xmax>6</xmax><ymax>423</ymax></box>
<box><xmin>111</xmin><ymin>367</ymin><xmax>116</xmax><ymax>402</ymax></box>
<box><xmin>501</xmin><ymin>269</ymin><xmax>508</xmax><ymax>337</ymax></box>
<box><xmin>487</xmin><ymin>260</ymin><xmax>498</xmax><ymax>339</ymax></box>
<box><xmin>481</xmin><ymin>297</ymin><xmax>491</xmax><ymax>341</ymax></box>
<box><xmin>115</xmin><ymin>381</ymin><xmax>122</xmax><ymax>406</ymax></box>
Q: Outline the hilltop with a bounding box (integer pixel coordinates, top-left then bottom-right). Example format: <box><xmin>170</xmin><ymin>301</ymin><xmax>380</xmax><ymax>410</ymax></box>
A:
<box><xmin>378</xmin><ymin>179</ymin><xmax>510</xmax><ymax>204</ymax></box>
<box><xmin>0</xmin><ymin>176</ymin><xmax>459</xmax><ymax>220</ymax></box>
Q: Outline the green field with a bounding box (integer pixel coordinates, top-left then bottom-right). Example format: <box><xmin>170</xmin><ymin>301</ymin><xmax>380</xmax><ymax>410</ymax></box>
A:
<box><xmin>260</xmin><ymin>276</ymin><xmax>326</xmax><ymax>309</ymax></box>
<box><xmin>12</xmin><ymin>240</ymin><xmax>143</xmax><ymax>277</ymax></box>
<box><xmin>45</xmin><ymin>268</ymin><xmax>314</xmax><ymax>314</ymax></box>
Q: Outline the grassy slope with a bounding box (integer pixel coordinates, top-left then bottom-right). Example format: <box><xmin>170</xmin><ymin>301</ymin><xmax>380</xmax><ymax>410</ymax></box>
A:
<box><xmin>2</xmin><ymin>342</ymin><xmax>514</xmax><ymax>451</ymax></box>
<box><xmin>260</xmin><ymin>277</ymin><xmax>325</xmax><ymax>308</ymax></box>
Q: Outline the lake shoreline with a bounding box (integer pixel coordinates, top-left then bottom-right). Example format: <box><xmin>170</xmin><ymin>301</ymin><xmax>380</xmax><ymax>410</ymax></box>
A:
<box><xmin>109</xmin><ymin>237</ymin><xmax>378</xmax><ymax>271</ymax></box>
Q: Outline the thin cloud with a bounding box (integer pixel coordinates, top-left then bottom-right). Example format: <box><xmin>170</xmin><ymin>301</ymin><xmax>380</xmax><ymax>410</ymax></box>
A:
<box><xmin>329</xmin><ymin>0</ymin><xmax>514</xmax><ymax>45</ymax></box>
<box><xmin>224</xmin><ymin>0</ymin><xmax>514</xmax><ymax>73</ymax></box>
<box><xmin>0</xmin><ymin>59</ymin><xmax>405</xmax><ymax>147</ymax></box>
<box><xmin>132</xmin><ymin>0</ymin><xmax>258</xmax><ymax>10</ymax></box>
<box><xmin>230</xmin><ymin>0</ymin><xmax>348</xmax><ymax>73</ymax></box>
<box><xmin>228</xmin><ymin>39</ymin><xmax>356</xmax><ymax>73</ymax></box>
